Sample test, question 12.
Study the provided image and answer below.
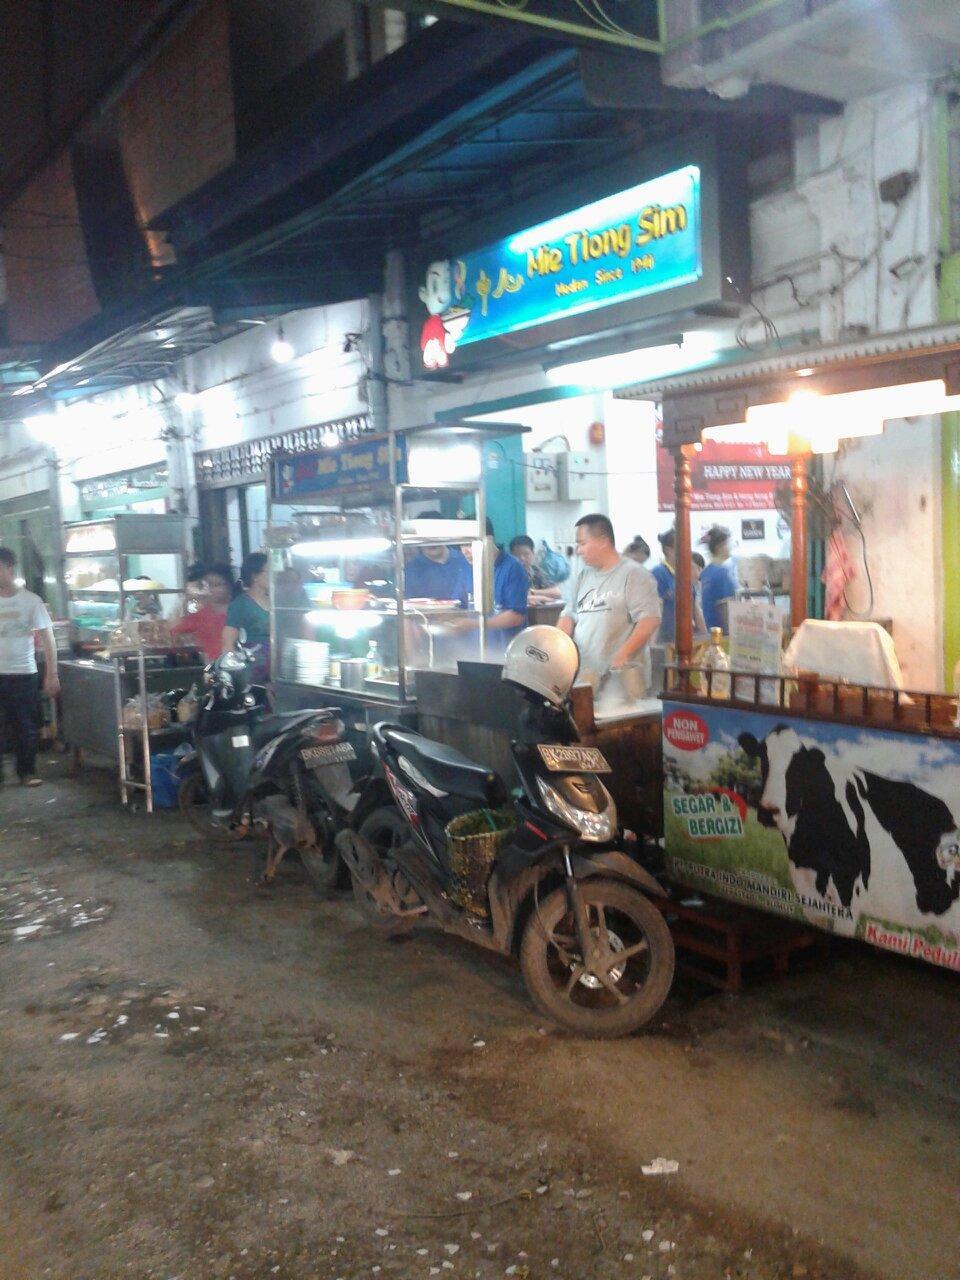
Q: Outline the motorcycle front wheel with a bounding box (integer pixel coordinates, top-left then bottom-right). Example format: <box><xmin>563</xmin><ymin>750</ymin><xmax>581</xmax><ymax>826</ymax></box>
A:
<box><xmin>178</xmin><ymin>772</ymin><xmax>249</xmax><ymax>844</ymax></box>
<box><xmin>520</xmin><ymin>879</ymin><xmax>674</xmax><ymax>1038</ymax></box>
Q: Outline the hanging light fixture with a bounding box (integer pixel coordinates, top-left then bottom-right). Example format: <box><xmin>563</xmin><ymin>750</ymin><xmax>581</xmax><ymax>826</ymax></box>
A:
<box><xmin>271</xmin><ymin>325</ymin><xmax>294</xmax><ymax>364</ymax></box>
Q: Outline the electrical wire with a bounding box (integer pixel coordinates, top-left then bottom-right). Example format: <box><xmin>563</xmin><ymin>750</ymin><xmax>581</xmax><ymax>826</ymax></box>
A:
<box><xmin>726</xmin><ymin>273</ymin><xmax>783</xmax><ymax>352</ymax></box>
<box><xmin>833</xmin><ymin>483</ymin><xmax>875</xmax><ymax>617</ymax></box>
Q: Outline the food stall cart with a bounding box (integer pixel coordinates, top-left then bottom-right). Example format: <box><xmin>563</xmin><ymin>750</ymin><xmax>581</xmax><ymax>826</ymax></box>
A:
<box><xmin>267</xmin><ymin>422</ymin><xmax>503</xmax><ymax>748</ymax></box>
<box><xmin>643</xmin><ymin>324</ymin><xmax>960</xmax><ymax>972</ymax></box>
<box><xmin>58</xmin><ymin>514</ymin><xmax>204</xmax><ymax>810</ymax></box>
<box><xmin>267</xmin><ymin>422</ymin><xmax>664</xmax><ymax>827</ymax></box>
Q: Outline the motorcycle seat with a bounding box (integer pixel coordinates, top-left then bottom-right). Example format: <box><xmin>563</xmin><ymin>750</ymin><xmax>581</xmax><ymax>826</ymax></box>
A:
<box><xmin>376</xmin><ymin>724</ymin><xmax>507</xmax><ymax>806</ymax></box>
<box><xmin>252</xmin><ymin>710</ymin><xmax>334</xmax><ymax>750</ymax></box>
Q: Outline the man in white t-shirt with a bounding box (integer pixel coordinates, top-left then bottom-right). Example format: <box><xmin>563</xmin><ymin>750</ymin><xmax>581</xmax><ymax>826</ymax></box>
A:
<box><xmin>0</xmin><ymin>547</ymin><xmax>59</xmax><ymax>786</ymax></box>
<box><xmin>559</xmin><ymin>513</ymin><xmax>661</xmax><ymax>700</ymax></box>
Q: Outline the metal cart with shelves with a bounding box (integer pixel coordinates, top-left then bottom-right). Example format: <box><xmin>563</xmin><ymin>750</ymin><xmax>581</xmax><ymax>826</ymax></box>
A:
<box><xmin>63</xmin><ymin>513</ymin><xmax>189</xmax><ymax>649</ymax></box>
<box><xmin>59</xmin><ymin>513</ymin><xmax>204</xmax><ymax>809</ymax></box>
<box><xmin>267</xmin><ymin>423</ymin><xmax>511</xmax><ymax>731</ymax></box>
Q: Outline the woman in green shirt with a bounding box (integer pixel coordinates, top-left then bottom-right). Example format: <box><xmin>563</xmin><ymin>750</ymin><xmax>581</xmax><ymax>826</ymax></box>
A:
<box><xmin>222</xmin><ymin>552</ymin><xmax>271</xmax><ymax>678</ymax></box>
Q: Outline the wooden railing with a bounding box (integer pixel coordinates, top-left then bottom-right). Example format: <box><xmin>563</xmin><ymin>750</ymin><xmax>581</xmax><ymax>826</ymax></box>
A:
<box><xmin>662</xmin><ymin>665</ymin><xmax>960</xmax><ymax>737</ymax></box>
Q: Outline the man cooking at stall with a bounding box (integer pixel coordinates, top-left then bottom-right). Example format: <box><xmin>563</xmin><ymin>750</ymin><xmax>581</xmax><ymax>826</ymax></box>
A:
<box><xmin>454</xmin><ymin>520</ymin><xmax>529</xmax><ymax>653</ymax></box>
<box><xmin>403</xmin><ymin>511</ymin><xmax>473</xmax><ymax>606</ymax></box>
<box><xmin>558</xmin><ymin>513</ymin><xmax>661</xmax><ymax>711</ymax></box>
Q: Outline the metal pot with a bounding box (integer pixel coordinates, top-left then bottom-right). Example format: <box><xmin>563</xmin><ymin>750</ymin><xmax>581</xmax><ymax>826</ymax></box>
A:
<box><xmin>340</xmin><ymin>658</ymin><xmax>368</xmax><ymax>691</ymax></box>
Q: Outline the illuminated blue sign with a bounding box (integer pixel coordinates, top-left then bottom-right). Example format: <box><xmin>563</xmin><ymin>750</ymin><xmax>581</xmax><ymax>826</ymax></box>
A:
<box><xmin>272</xmin><ymin>435</ymin><xmax>407</xmax><ymax>500</ymax></box>
<box><xmin>416</xmin><ymin>165</ymin><xmax>702</xmax><ymax>369</ymax></box>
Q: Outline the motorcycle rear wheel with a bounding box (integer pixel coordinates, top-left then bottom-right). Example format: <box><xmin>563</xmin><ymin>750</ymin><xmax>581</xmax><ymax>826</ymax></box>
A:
<box><xmin>520</xmin><ymin>879</ymin><xmax>674</xmax><ymax>1038</ymax></box>
<box><xmin>351</xmin><ymin>808</ymin><xmax>416</xmax><ymax>935</ymax></box>
<box><xmin>178</xmin><ymin>772</ymin><xmax>249</xmax><ymax>844</ymax></box>
<box><xmin>300</xmin><ymin>842</ymin><xmax>342</xmax><ymax>896</ymax></box>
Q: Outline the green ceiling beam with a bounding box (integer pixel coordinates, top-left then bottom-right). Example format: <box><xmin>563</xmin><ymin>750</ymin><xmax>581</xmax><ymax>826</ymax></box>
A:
<box><xmin>417</xmin><ymin>1</ymin><xmax>664</xmax><ymax>53</ymax></box>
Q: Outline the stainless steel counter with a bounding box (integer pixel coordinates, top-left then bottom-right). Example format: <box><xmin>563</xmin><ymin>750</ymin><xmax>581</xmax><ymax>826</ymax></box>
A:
<box><xmin>60</xmin><ymin>657</ymin><xmax>203</xmax><ymax>762</ymax></box>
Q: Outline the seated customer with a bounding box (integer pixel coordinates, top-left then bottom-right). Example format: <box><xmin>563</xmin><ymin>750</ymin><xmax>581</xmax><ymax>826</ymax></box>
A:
<box><xmin>508</xmin><ymin>535</ymin><xmax>562</xmax><ymax>604</ymax></box>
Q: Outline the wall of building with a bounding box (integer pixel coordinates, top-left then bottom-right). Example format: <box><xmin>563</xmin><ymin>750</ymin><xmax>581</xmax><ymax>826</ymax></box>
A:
<box><xmin>0</xmin><ymin>0</ymin><xmax>171</xmax><ymax>207</ymax></box>
<box><xmin>180</xmin><ymin>302</ymin><xmax>368</xmax><ymax>453</ymax></box>
<box><xmin>3</xmin><ymin>150</ymin><xmax>102</xmax><ymax>343</ymax></box>
<box><xmin>0</xmin><ymin>298</ymin><xmax>371</xmax><ymax>606</ymax></box>
<box><xmin>746</xmin><ymin>80</ymin><xmax>941</xmax><ymax>686</ymax></box>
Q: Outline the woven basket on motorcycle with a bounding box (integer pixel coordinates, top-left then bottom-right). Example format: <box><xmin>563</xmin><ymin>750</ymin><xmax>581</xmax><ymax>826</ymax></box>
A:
<box><xmin>444</xmin><ymin>809</ymin><xmax>516</xmax><ymax>917</ymax></box>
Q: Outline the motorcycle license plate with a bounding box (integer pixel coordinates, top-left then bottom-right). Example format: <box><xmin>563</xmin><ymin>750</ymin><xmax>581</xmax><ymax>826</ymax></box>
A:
<box><xmin>300</xmin><ymin>741</ymin><xmax>357</xmax><ymax>767</ymax></box>
<box><xmin>537</xmin><ymin>744</ymin><xmax>611</xmax><ymax>773</ymax></box>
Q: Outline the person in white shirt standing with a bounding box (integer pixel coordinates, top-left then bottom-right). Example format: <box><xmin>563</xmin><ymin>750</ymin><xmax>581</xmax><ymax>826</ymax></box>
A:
<box><xmin>0</xmin><ymin>547</ymin><xmax>59</xmax><ymax>787</ymax></box>
<box><xmin>558</xmin><ymin>513</ymin><xmax>661</xmax><ymax>703</ymax></box>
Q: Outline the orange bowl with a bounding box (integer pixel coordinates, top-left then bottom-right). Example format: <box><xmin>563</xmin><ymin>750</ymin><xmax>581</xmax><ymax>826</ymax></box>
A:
<box><xmin>331</xmin><ymin>588</ymin><xmax>372</xmax><ymax>610</ymax></box>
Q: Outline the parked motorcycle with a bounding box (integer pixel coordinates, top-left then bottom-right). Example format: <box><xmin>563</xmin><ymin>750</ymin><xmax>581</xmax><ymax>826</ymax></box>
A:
<box><xmin>177</xmin><ymin>646</ymin><xmax>357</xmax><ymax>889</ymax></box>
<box><xmin>337</xmin><ymin>626</ymin><xmax>675</xmax><ymax>1038</ymax></box>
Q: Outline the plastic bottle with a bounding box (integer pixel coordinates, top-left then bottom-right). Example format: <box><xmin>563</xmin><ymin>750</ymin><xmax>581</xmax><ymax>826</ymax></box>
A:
<box><xmin>365</xmin><ymin>640</ymin><xmax>381</xmax><ymax>679</ymax></box>
<box><xmin>703</xmin><ymin>627</ymin><xmax>731</xmax><ymax>699</ymax></box>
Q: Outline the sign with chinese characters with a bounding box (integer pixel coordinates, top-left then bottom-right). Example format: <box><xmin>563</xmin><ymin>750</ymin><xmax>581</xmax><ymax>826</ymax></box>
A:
<box><xmin>417</xmin><ymin>165</ymin><xmax>701</xmax><ymax>369</ymax></box>
<box><xmin>271</xmin><ymin>436</ymin><xmax>407</xmax><ymax>501</ymax></box>
<box><xmin>657</xmin><ymin>438</ymin><xmax>790</xmax><ymax>512</ymax></box>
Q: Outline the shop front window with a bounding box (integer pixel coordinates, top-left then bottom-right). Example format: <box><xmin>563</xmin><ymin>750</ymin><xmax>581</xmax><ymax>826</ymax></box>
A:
<box><xmin>0</xmin><ymin>496</ymin><xmax>61</xmax><ymax>612</ymax></box>
<box><xmin>201</xmin><ymin>482</ymin><xmax>270</xmax><ymax>571</ymax></box>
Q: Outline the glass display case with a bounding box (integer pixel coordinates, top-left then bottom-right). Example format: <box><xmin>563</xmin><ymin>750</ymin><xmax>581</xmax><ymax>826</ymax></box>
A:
<box><xmin>269</xmin><ymin>425</ymin><xmax>498</xmax><ymax>706</ymax></box>
<box><xmin>63</xmin><ymin>514</ymin><xmax>189</xmax><ymax>648</ymax></box>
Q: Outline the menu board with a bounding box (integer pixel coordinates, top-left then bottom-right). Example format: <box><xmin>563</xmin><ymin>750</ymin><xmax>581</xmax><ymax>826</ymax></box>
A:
<box><xmin>728</xmin><ymin>599</ymin><xmax>782</xmax><ymax>702</ymax></box>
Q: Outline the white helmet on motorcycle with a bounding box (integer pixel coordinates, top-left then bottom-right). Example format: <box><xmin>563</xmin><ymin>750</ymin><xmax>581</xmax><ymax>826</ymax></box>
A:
<box><xmin>502</xmin><ymin>625</ymin><xmax>579</xmax><ymax>707</ymax></box>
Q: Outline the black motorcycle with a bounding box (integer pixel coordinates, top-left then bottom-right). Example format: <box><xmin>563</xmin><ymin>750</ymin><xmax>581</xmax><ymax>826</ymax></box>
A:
<box><xmin>177</xmin><ymin>647</ymin><xmax>357</xmax><ymax>890</ymax></box>
<box><xmin>337</xmin><ymin>692</ymin><xmax>674</xmax><ymax>1038</ymax></box>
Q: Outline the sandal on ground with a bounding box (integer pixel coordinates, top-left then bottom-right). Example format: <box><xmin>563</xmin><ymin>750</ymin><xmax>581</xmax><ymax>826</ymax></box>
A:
<box><xmin>20</xmin><ymin>776</ymin><xmax>42</xmax><ymax>787</ymax></box>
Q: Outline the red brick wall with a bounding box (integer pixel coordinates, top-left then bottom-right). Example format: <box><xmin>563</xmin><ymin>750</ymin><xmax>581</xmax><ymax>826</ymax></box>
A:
<box><xmin>3</xmin><ymin>150</ymin><xmax>100</xmax><ymax>343</ymax></box>
<box><xmin>118</xmin><ymin>0</ymin><xmax>236</xmax><ymax>264</ymax></box>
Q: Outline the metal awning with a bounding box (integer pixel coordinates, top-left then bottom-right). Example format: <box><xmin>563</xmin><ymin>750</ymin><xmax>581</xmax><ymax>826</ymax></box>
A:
<box><xmin>0</xmin><ymin>306</ymin><xmax>274</xmax><ymax>418</ymax></box>
<box><xmin>157</xmin><ymin>20</ymin><xmax>831</xmax><ymax>317</ymax></box>
<box><xmin>615</xmin><ymin>321</ymin><xmax>960</xmax><ymax>448</ymax></box>
<box><xmin>8</xmin><ymin>19</ymin><xmax>835</xmax><ymax>413</ymax></box>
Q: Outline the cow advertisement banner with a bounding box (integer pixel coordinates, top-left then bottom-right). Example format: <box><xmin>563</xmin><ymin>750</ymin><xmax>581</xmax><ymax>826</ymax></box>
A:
<box><xmin>662</xmin><ymin>702</ymin><xmax>960</xmax><ymax>971</ymax></box>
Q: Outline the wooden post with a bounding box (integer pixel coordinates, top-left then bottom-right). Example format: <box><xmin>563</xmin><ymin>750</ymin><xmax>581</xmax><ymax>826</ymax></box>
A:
<box><xmin>790</xmin><ymin>453</ymin><xmax>809</xmax><ymax>631</ymax></box>
<box><xmin>673</xmin><ymin>446</ymin><xmax>694</xmax><ymax>679</ymax></box>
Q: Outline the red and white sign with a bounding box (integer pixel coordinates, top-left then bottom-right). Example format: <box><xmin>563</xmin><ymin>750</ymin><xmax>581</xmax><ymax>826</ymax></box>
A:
<box><xmin>662</xmin><ymin>710</ymin><xmax>710</xmax><ymax>752</ymax></box>
<box><xmin>657</xmin><ymin>438</ymin><xmax>790</xmax><ymax>512</ymax></box>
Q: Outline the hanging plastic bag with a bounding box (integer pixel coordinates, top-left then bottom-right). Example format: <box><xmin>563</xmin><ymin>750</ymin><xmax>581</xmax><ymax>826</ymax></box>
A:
<box><xmin>537</xmin><ymin>540</ymin><xmax>570</xmax><ymax>585</ymax></box>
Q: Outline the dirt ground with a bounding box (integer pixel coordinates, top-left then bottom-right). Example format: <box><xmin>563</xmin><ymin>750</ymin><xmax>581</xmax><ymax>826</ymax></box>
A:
<box><xmin>0</xmin><ymin>756</ymin><xmax>957</xmax><ymax>1280</ymax></box>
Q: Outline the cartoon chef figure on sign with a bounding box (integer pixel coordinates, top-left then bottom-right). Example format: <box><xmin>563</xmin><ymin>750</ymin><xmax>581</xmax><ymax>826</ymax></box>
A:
<box><xmin>418</xmin><ymin>259</ymin><xmax>471</xmax><ymax>370</ymax></box>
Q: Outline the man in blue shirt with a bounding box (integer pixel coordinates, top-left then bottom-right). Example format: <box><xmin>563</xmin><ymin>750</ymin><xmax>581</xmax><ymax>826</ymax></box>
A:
<box><xmin>650</xmin><ymin>528</ymin><xmax>705</xmax><ymax>644</ymax></box>
<box><xmin>404</xmin><ymin>512</ymin><xmax>473</xmax><ymax>605</ymax></box>
<box><xmin>489</xmin><ymin>527</ymin><xmax>529</xmax><ymax>649</ymax></box>
<box><xmin>449</xmin><ymin>520</ymin><xmax>529</xmax><ymax>655</ymax></box>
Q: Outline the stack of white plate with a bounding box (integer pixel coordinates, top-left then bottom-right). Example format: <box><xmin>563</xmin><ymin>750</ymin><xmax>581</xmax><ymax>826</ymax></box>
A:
<box><xmin>281</xmin><ymin>639</ymin><xmax>330</xmax><ymax>684</ymax></box>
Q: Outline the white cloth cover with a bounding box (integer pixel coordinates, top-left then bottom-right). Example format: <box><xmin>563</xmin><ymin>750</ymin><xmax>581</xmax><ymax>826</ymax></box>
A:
<box><xmin>783</xmin><ymin>619</ymin><xmax>903</xmax><ymax>690</ymax></box>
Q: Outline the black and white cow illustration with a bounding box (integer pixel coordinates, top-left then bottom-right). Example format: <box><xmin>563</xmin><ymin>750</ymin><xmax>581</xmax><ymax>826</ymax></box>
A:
<box><xmin>738</xmin><ymin>724</ymin><xmax>960</xmax><ymax>924</ymax></box>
